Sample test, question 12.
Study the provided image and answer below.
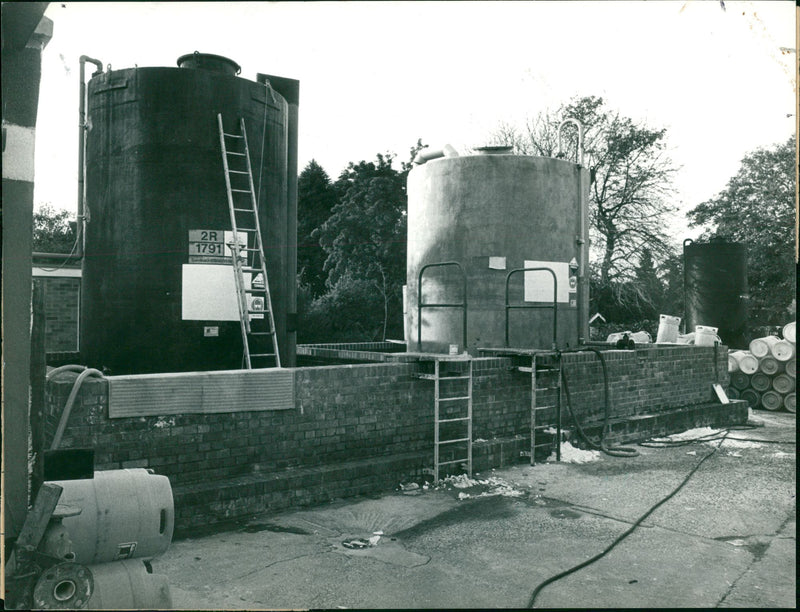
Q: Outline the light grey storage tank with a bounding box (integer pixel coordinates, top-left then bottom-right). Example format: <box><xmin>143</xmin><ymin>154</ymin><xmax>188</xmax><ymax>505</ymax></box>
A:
<box><xmin>405</xmin><ymin>154</ymin><xmax>589</xmax><ymax>354</ymax></box>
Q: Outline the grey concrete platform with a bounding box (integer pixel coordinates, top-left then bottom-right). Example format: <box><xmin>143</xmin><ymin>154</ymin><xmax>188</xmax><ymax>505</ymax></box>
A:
<box><xmin>153</xmin><ymin>411</ymin><xmax>796</xmax><ymax>609</ymax></box>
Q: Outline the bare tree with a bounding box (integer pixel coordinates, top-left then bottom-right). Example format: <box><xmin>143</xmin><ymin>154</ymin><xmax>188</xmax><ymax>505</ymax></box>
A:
<box><xmin>489</xmin><ymin>96</ymin><xmax>679</xmax><ymax>287</ymax></box>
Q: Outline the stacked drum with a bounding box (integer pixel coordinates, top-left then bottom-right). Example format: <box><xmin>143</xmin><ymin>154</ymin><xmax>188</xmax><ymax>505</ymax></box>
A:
<box><xmin>728</xmin><ymin>321</ymin><xmax>796</xmax><ymax>413</ymax></box>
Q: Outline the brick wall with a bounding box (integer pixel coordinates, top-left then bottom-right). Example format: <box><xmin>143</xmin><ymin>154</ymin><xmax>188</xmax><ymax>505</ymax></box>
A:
<box><xmin>33</xmin><ymin>276</ymin><xmax>80</xmax><ymax>352</ymax></box>
<box><xmin>45</xmin><ymin>345</ymin><xmax>735</xmax><ymax>532</ymax></box>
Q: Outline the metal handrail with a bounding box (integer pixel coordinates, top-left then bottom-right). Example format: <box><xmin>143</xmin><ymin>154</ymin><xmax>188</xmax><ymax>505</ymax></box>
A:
<box><xmin>418</xmin><ymin>262</ymin><xmax>467</xmax><ymax>351</ymax></box>
<box><xmin>505</xmin><ymin>267</ymin><xmax>558</xmax><ymax>349</ymax></box>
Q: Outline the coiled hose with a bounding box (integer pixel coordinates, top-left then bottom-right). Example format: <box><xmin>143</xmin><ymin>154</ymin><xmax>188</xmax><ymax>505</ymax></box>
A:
<box><xmin>559</xmin><ymin>347</ymin><xmax>639</xmax><ymax>457</ymax></box>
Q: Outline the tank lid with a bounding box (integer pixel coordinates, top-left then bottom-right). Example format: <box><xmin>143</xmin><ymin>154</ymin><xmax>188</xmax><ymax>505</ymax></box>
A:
<box><xmin>475</xmin><ymin>145</ymin><xmax>514</xmax><ymax>155</ymax></box>
<box><xmin>177</xmin><ymin>52</ymin><xmax>241</xmax><ymax>76</ymax></box>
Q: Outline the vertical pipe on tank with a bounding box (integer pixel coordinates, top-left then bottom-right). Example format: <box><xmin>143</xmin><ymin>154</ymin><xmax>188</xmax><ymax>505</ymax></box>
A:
<box><xmin>77</xmin><ymin>56</ymin><xmax>103</xmax><ymax>257</ymax></box>
<box><xmin>558</xmin><ymin>118</ymin><xmax>587</xmax><ymax>343</ymax></box>
<box><xmin>258</xmin><ymin>74</ymin><xmax>299</xmax><ymax>366</ymax></box>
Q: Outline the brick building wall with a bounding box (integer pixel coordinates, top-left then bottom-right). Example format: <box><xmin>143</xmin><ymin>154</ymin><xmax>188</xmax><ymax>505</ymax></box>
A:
<box><xmin>45</xmin><ymin>346</ymin><xmax>738</xmax><ymax>533</ymax></box>
<box><xmin>32</xmin><ymin>272</ymin><xmax>80</xmax><ymax>352</ymax></box>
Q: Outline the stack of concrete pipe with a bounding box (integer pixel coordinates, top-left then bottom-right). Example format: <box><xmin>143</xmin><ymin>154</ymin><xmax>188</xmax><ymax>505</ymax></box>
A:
<box><xmin>728</xmin><ymin>321</ymin><xmax>796</xmax><ymax>413</ymax></box>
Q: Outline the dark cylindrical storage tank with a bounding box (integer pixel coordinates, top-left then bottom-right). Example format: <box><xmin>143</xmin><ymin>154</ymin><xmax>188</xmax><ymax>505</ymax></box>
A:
<box><xmin>683</xmin><ymin>238</ymin><xmax>748</xmax><ymax>349</ymax></box>
<box><xmin>81</xmin><ymin>54</ymin><xmax>298</xmax><ymax>374</ymax></box>
<box><xmin>405</xmin><ymin>154</ymin><xmax>590</xmax><ymax>354</ymax></box>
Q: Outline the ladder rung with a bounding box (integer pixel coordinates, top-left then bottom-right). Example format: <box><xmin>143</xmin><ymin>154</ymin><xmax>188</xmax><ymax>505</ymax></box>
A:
<box><xmin>223</xmin><ymin>132</ymin><xmax>243</xmax><ymax>138</ymax></box>
<box><xmin>438</xmin><ymin>396</ymin><xmax>469</xmax><ymax>402</ymax></box>
<box><xmin>233</xmin><ymin>207</ymin><xmax>255</xmax><ymax>212</ymax></box>
<box><xmin>227</xmin><ymin>151</ymin><xmax>246</xmax><ymax>157</ymax></box>
<box><xmin>535</xmin><ymin>386</ymin><xmax>561</xmax><ymax>391</ymax></box>
<box><xmin>438</xmin><ymin>417</ymin><xmax>470</xmax><ymax>423</ymax></box>
<box><xmin>437</xmin><ymin>458</ymin><xmax>469</xmax><ymax>466</ymax></box>
<box><xmin>248</xmin><ymin>311</ymin><xmax>271</xmax><ymax>316</ymax></box>
<box><xmin>249</xmin><ymin>331</ymin><xmax>275</xmax><ymax>336</ymax></box>
<box><xmin>249</xmin><ymin>352</ymin><xmax>275</xmax><ymax>358</ymax></box>
<box><xmin>533</xmin><ymin>405</ymin><xmax>556</xmax><ymax>411</ymax></box>
<box><xmin>228</xmin><ymin>170</ymin><xmax>249</xmax><ymax>174</ymax></box>
<box><xmin>231</xmin><ymin>188</ymin><xmax>252</xmax><ymax>193</ymax></box>
<box><xmin>440</xmin><ymin>375</ymin><xmax>470</xmax><ymax>380</ymax></box>
<box><xmin>412</xmin><ymin>373</ymin><xmax>437</xmax><ymax>380</ymax></box>
<box><xmin>438</xmin><ymin>438</ymin><xmax>471</xmax><ymax>445</ymax></box>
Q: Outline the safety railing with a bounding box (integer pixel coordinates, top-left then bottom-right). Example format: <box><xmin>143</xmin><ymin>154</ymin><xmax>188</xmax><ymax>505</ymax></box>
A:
<box><xmin>418</xmin><ymin>262</ymin><xmax>467</xmax><ymax>351</ymax></box>
<box><xmin>505</xmin><ymin>267</ymin><xmax>558</xmax><ymax>349</ymax></box>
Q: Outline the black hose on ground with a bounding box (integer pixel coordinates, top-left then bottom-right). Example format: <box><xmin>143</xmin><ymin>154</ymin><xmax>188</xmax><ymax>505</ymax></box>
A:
<box><xmin>527</xmin><ymin>430</ymin><xmax>729</xmax><ymax>608</ymax></box>
<box><xmin>558</xmin><ymin>347</ymin><xmax>639</xmax><ymax>457</ymax></box>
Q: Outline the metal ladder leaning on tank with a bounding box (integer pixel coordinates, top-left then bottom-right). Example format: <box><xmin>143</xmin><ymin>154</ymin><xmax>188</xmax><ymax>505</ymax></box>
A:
<box><xmin>413</xmin><ymin>355</ymin><xmax>473</xmax><ymax>482</ymax></box>
<box><xmin>519</xmin><ymin>353</ymin><xmax>562</xmax><ymax>464</ymax></box>
<box><xmin>504</xmin><ymin>266</ymin><xmax>562</xmax><ymax>464</ymax></box>
<box><xmin>217</xmin><ymin>114</ymin><xmax>280</xmax><ymax>368</ymax></box>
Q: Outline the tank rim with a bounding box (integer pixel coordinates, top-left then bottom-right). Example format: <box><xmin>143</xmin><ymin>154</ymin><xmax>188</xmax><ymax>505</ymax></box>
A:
<box><xmin>176</xmin><ymin>52</ymin><xmax>241</xmax><ymax>75</ymax></box>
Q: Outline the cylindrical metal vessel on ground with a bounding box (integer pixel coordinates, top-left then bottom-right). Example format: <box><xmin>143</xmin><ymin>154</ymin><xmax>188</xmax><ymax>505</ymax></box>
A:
<box><xmin>759</xmin><ymin>390</ymin><xmax>782</xmax><ymax>411</ymax></box>
<box><xmin>758</xmin><ymin>356</ymin><xmax>780</xmax><ymax>376</ymax></box>
<box><xmin>85</xmin><ymin>559</ymin><xmax>172</xmax><ymax>610</ymax></box>
<box><xmin>683</xmin><ymin>239</ymin><xmax>747</xmax><ymax>349</ymax></box>
<box><xmin>739</xmin><ymin>388</ymin><xmax>760</xmax><ymax>408</ymax></box>
<box><xmin>783</xmin><ymin>321</ymin><xmax>796</xmax><ymax>344</ymax></box>
<box><xmin>750</xmin><ymin>372</ymin><xmax>772</xmax><ymax>393</ymax></box>
<box><xmin>784</xmin><ymin>392</ymin><xmax>796</xmax><ymax>413</ymax></box>
<box><xmin>730</xmin><ymin>351</ymin><xmax>758</xmax><ymax>375</ymax></box>
<box><xmin>772</xmin><ymin>374</ymin><xmax>795</xmax><ymax>395</ymax></box>
<box><xmin>730</xmin><ymin>371</ymin><xmax>750</xmax><ymax>391</ymax></box>
<box><xmin>81</xmin><ymin>56</ymin><xmax>297</xmax><ymax>373</ymax></box>
<box><xmin>48</xmin><ymin>469</ymin><xmax>174</xmax><ymax>564</ymax></box>
<box><xmin>785</xmin><ymin>359</ymin><xmax>796</xmax><ymax>378</ymax></box>
<box><xmin>749</xmin><ymin>337</ymin><xmax>772</xmax><ymax>359</ymax></box>
<box><xmin>406</xmin><ymin>155</ymin><xmax>589</xmax><ymax>353</ymax></box>
<box><xmin>727</xmin><ymin>353</ymin><xmax>739</xmax><ymax>373</ymax></box>
<box><xmin>766</xmin><ymin>336</ymin><xmax>795</xmax><ymax>362</ymax></box>
<box><xmin>726</xmin><ymin>386</ymin><xmax>740</xmax><ymax>400</ymax></box>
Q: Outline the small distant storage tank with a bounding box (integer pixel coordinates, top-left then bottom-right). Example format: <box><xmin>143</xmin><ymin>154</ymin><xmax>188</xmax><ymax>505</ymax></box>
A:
<box><xmin>405</xmin><ymin>151</ymin><xmax>590</xmax><ymax>354</ymax></box>
<box><xmin>683</xmin><ymin>238</ymin><xmax>748</xmax><ymax>349</ymax></box>
<box><xmin>81</xmin><ymin>54</ymin><xmax>298</xmax><ymax>374</ymax></box>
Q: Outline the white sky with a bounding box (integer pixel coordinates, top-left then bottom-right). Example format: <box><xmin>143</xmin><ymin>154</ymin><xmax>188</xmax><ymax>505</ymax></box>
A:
<box><xmin>35</xmin><ymin>1</ymin><xmax>796</xmax><ymax>240</ymax></box>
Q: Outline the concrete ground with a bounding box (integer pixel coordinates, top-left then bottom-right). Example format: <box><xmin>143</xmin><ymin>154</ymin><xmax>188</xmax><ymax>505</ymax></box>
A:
<box><xmin>153</xmin><ymin>411</ymin><xmax>796</xmax><ymax>609</ymax></box>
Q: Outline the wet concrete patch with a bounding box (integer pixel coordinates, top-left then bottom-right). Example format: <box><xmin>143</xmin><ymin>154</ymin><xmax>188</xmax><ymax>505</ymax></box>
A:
<box><xmin>714</xmin><ymin>535</ymin><xmax>773</xmax><ymax>561</ymax></box>
<box><xmin>548</xmin><ymin>508</ymin><xmax>583</xmax><ymax>520</ymax></box>
<box><xmin>331</xmin><ymin>534</ymin><xmax>430</xmax><ymax>567</ymax></box>
<box><xmin>521</xmin><ymin>495</ymin><xmax>572</xmax><ymax>508</ymax></box>
<box><xmin>243</xmin><ymin>522</ymin><xmax>312</xmax><ymax>535</ymax></box>
<box><xmin>392</xmin><ymin>495</ymin><xmax>517</xmax><ymax>540</ymax></box>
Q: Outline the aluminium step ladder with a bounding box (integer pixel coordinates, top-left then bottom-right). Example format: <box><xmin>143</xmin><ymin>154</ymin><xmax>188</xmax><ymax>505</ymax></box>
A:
<box><xmin>517</xmin><ymin>352</ymin><xmax>562</xmax><ymax>464</ymax></box>
<box><xmin>217</xmin><ymin>114</ymin><xmax>280</xmax><ymax>368</ymax></box>
<box><xmin>413</xmin><ymin>355</ymin><xmax>473</xmax><ymax>481</ymax></box>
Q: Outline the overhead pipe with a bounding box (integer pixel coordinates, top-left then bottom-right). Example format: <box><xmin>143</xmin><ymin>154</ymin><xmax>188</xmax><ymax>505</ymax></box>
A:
<box><xmin>557</xmin><ymin>118</ymin><xmax>584</xmax><ymax>166</ymax></box>
<box><xmin>413</xmin><ymin>144</ymin><xmax>459</xmax><ymax>165</ymax></box>
<box><xmin>557</xmin><ymin>118</ymin><xmax>588</xmax><ymax>343</ymax></box>
<box><xmin>34</xmin><ymin>56</ymin><xmax>103</xmax><ymax>263</ymax></box>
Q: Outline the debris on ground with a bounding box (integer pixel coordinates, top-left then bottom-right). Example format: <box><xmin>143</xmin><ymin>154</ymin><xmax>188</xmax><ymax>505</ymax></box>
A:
<box><xmin>434</xmin><ymin>474</ymin><xmax>526</xmax><ymax>499</ymax></box>
<box><xmin>548</xmin><ymin>441</ymin><xmax>602</xmax><ymax>464</ymax></box>
<box><xmin>342</xmin><ymin>538</ymin><xmax>370</xmax><ymax>549</ymax></box>
<box><xmin>720</xmin><ymin>438</ymin><xmax>762</xmax><ymax>449</ymax></box>
<box><xmin>651</xmin><ymin>426</ymin><xmax>719</xmax><ymax>442</ymax></box>
<box><xmin>399</xmin><ymin>482</ymin><xmax>419</xmax><ymax>491</ymax></box>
